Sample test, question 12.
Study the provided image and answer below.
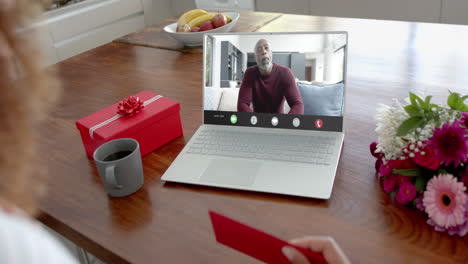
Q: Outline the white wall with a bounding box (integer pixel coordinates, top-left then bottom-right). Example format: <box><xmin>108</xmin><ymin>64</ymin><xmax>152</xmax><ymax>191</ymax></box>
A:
<box><xmin>236</xmin><ymin>33</ymin><xmax>345</xmax><ymax>82</ymax></box>
<box><xmin>256</xmin><ymin>0</ymin><xmax>309</xmax><ymax>15</ymax></box>
<box><xmin>171</xmin><ymin>0</ymin><xmax>196</xmax><ymax>16</ymax></box>
<box><xmin>168</xmin><ymin>0</ymin><xmax>468</xmax><ymax>26</ymax></box>
<box><xmin>142</xmin><ymin>0</ymin><xmax>172</xmax><ymax>25</ymax></box>
<box><xmin>324</xmin><ymin>34</ymin><xmax>345</xmax><ymax>83</ymax></box>
<box><xmin>237</xmin><ymin>34</ymin><xmax>325</xmax><ymax>54</ymax></box>
<box><xmin>307</xmin><ymin>0</ymin><xmax>440</xmax><ymax>23</ymax></box>
<box><xmin>209</xmin><ymin>33</ymin><xmax>346</xmax><ymax>85</ymax></box>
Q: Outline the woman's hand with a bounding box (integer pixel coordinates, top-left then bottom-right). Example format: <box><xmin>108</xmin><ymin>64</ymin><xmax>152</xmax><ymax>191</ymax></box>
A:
<box><xmin>282</xmin><ymin>236</ymin><xmax>350</xmax><ymax>264</ymax></box>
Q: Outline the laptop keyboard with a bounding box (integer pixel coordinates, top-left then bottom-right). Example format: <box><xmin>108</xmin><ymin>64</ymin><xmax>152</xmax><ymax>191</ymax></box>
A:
<box><xmin>186</xmin><ymin>129</ymin><xmax>336</xmax><ymax>165</ymax></box>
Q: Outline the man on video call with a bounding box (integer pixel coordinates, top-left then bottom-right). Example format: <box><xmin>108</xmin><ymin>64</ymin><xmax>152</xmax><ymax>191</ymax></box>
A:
<box><xmin>237</xmin><ymin>39</ymin><xmax>304</xmax><ymax>114</ymax></box>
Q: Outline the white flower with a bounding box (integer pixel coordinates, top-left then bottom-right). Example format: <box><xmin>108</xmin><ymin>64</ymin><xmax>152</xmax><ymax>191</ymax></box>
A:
<box><xmin>374</xmin><ymin>95</ymin><xmax>459</xmax><ymax>161</ymax></box>
<box><xmin>374</xmin><ymin>100</ymin><xmax>408</xmax><ymax>160</ymax></box>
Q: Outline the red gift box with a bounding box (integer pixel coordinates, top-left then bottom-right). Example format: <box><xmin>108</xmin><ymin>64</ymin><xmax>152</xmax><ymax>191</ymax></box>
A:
<box><xmin>76</xmin><ymin>91</ymin><xmax>183</xmax><ymax>157</ymax></box>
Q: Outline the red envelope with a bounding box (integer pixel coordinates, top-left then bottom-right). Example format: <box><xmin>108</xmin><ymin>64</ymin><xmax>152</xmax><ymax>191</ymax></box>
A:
<box><xmin>209</xmin><ymin>211</ymin><xmax>327</xmax><ymax>264</ymax></box>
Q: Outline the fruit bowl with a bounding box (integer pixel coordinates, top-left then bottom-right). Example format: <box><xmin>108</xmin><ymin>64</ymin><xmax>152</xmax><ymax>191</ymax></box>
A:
<box><xmin>163</xmin><ymin>12</ymin><xmax>240</xmax><ymax>47</ymax></box>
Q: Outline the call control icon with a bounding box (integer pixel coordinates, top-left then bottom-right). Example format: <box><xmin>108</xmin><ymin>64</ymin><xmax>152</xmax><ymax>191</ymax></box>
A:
<box><xmin>230</xmin><ymin>114</ymin><xmax>238</xmax><ymax>124</ymax></box>
<box><xmin>271</xmin><ymin>117</ymin><xmax>279</xmax><ymax>126</ymax></box>
<box><xmin>293</xmin><ymin>118</ymin><xmax>300</xmax><ymax>127</ymax></box>
<box><xmin>250</xmin><ymin>115</ymin><xmax>258</xmax><ymax>125</ymax></box>
<box><xmin>315</xmin><ymin>119</ymin><xmax>323</xmax><ymax>128</ymax></box>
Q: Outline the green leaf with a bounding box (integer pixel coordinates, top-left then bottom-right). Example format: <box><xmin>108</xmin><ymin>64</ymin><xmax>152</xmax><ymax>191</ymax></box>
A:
<box><xmin>429</xmin><ymin>104</ymin><xmax>438</xmax><ymax>109</ymax></box>
<box><xmin>424</xmin><ymin>95</ymin><xmax>432</xmax><ymax>105</ymax></box>
<box><xmin>415</xmin><ymin>96</ymin><xmax>425</xmax><ymax>108</ymax></box>
<box><xmin>434</xmin><ymin>113</ymin><xmax>441</xmax><ymax>127</ymax></box>
<box><xmin>415</xmin><ymin>175</ymin><xmax>428</xmax><ymax>192</ymax></box>
<box><xmin>409</xmin><ymin>92</ymin><xmax>418</xmax><ymax>106</ymax></box>
<box><xmin>397</xmin><ymin>116</ymin><xmax>424</xmax><ymax>137</ymax></box>
<box><xmin>448</xmin><ymin>92</ymin><xmax>460</xmax><ymax>110</ymax></box>
<box><xmin>438</xmin><ymin>168</ymin><xmax>448</xmax><ymax>175</ymax></box>
<box><xmin>404</xmin><ymin>105</ymin><xmax>421</xmax><ymax>117</ymax></box>
<box><xmin>447</xmin><ymin>92</ymin><xmax>468</xmax><ymax>111</ymax></box>
<box><xmin>393</xmin><ymin>168</ymin><xmax>424</xmax><ymax>177</ymax></box>
<box><xmin>422</xmin><ymin>96</ymin><xmax>432</xmax><ymax>111</ymax></box>
<box><xmin>447</xmin><ymin>93</ymin><xmax>464</xmax><ymax>110</ymax></box>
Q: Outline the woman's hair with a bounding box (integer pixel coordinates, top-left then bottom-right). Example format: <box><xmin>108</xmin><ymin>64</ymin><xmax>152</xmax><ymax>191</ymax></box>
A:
<box><xmin>0</xmin><ymin>0</ymin><xmax>60</xmax><ymax>215</ymax></box>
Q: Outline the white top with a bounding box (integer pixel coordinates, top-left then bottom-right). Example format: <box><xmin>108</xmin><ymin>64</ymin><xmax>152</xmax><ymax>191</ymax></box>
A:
<box><xmin>0</xmin><ymin>210</ymin><xmax>78</xmax><ymax>264</ymax></box>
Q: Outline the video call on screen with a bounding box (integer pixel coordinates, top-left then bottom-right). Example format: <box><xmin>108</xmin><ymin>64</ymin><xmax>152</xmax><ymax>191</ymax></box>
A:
<box><xmin>203</xmin><ymin>33</ymin><xmax>347</xmax><ymax>130</ymax></box>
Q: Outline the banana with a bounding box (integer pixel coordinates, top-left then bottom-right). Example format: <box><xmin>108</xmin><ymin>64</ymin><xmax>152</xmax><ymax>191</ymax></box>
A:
<box><xmin>177</xmin><ymin>9</ymin><xmax>207</xmax><ymax>27</ymax></box>
<box><xmin>226</xmin><ymin>14</ymin><xmax>232</xmax><ymax>23</ymax></box>
<box><xmin>187</xmin><ymin>13</ymin><xmax>216</xmax><ymax>28</ymax></box>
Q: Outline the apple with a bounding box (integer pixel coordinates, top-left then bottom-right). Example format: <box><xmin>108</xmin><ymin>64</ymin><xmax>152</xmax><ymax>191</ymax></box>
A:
<box><xmin>200</xmin><ymin>21</ymin><xmax>214</xmax><ymax>31</ymax></box>
<box><xmin>191</xmin><ymin>27</ymin><xmax>200</xmax><ymax>32</ymax></box>
<box><xmin>212</xmin><ymin>13</ymin><xmax>227</xmax><ymax>28</ymax></box>
<box><xmin>177</xmin><ymin>24</ymin><xmax>191</xmax><ymax>33</ymax></box>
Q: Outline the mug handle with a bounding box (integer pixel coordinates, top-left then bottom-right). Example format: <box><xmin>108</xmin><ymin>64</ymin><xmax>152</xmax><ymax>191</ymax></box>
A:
<box><xmin>105</xmin><ymin>164</ymin><xmax>123</xmax><ymax>189</ymax></box>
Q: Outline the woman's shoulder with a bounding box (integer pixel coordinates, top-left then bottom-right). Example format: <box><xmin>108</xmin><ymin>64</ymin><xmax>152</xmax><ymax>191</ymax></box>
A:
<box><xmin>0</xmin><ymin>211</ymin><xmax>78</xmax><ymax>264</ymax></box>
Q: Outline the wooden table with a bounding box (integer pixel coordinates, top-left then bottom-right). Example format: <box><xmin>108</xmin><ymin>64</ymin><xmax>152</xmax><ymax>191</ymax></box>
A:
<box><xmin>115</xmin><ymin>12</ymin><xmax>282</xmax><ymax>53</ymax></box>
<box><xmin>38</xmin><ymin>12</ymin><xmax>468</xmax><ymax>264</ymax></box>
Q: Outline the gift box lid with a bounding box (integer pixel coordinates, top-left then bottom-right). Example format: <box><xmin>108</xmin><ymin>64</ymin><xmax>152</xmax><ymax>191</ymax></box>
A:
<box><xmin>76</xmin><ymin>91</ymin><xmax>180</xmax><ymax>141</ymax></box>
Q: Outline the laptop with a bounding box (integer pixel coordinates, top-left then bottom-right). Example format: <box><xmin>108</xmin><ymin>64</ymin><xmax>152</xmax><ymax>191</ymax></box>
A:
<box><xmin>161</xmin><ymin>32</ymin><xmax>347</xmax><ymax>199</ymax></box>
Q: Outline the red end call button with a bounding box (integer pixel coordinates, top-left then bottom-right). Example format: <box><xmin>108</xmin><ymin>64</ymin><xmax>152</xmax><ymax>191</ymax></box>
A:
<box><xmin>315</xmin><ymin>119</ymin><xmax>323</xmax><ymax>128</ymax></box>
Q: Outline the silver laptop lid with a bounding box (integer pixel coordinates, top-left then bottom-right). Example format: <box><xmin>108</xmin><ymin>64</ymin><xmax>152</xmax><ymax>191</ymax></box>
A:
<box><xmin>202</xmin><ymin>32</ymin><xmax>348</xmax><ymax>132</ymax></box>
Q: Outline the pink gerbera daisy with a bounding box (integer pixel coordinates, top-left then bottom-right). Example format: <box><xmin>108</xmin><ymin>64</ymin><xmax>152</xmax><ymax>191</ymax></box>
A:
<box><xmin>427</xmin><ymin>201</ymin><xmax>468</xmax><ymax>236</ymax></box>
<box><xmin>423</xmin><ymin>174</ymin><xmax>467</xmax><ymax>228</ymax></box>
<box><xmin>414</xmin><ymin>195</ymin><xmax>425</xmax><ymax>211</ymax></box>
<box><xmin>462</xmin><ymin>174</ymin><xmax>468</xmax><ymax>192</ymax></box>
<box><xmin>428</xmin><ymin>121</ymin><xmax>468</xmax><ymax>167</ymax></box>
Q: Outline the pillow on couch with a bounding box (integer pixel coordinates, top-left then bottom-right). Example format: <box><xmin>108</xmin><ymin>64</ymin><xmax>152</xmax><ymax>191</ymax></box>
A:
<box><xmin>297</xmin><ymin>81</ymin><xmax>344</xmax><ymax>116</ymax></box>
<box><xmin>217</xmin><ymin>88</ymin><xmax>240</xmax><ymax>111</ymax></box>
<box><xmin>204</xmin><ymin>86</ymin><xmax>223</xmax><ymax>110</ymax></box>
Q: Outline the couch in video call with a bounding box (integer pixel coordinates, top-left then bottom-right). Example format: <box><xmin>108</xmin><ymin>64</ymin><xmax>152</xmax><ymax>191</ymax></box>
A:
<box><xmin>204</xmin><ymin>80</ymin><xmax>344</xmax><ymax>116</ymax></box>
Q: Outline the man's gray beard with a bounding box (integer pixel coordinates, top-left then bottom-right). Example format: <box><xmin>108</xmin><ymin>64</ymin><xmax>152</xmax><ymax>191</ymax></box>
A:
<box><xmin>258</xmin><ymin>61</ymin><xmax>272</xmax><ymax>72</ymax></box>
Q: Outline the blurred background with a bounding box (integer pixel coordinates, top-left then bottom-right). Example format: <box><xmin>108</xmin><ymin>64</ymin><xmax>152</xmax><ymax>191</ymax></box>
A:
<box><xmin>24</xmin><ymin>1</ymin><xmax>468</xmax><ymax>263</ymax></box>
<box><xmin>33</xmin><ymin>0</ymin><xmax>468</xmax><ymax>66</ymax></box>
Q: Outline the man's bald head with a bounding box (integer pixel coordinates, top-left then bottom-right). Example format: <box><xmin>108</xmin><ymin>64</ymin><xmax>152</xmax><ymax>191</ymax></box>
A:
<box><xmin>254</xmin><ymin>39</ymin><xmax>273</xmax><ymax>74</ymax></box>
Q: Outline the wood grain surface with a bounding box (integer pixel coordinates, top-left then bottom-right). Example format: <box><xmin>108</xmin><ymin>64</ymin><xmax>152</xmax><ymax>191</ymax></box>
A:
<box><xmin>114</xmin><ymin>12</ymin><xmax>282</xmax><ymax>53</ymax></box>
<box><xmin>36</xmin><ymin>13</ymin><xmax>468</xmax><ymax>264</ymax></box>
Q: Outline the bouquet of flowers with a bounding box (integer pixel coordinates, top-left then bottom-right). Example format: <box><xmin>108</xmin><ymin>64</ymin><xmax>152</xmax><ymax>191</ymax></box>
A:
<box><xmin>370</xmin><ymin>92</ymin><xmax>468</xmax><ymax>236</ymax></box>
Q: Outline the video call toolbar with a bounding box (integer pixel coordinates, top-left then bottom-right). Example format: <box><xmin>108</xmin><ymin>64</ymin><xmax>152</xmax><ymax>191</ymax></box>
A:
<box><xmin>204</xmin><ymin>111</ymin><xmax>343</xmax><ymax>131</ymax></box>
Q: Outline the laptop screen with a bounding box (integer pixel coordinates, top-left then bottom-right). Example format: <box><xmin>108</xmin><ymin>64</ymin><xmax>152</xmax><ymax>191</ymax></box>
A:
<box><xmin>203</xmin><ymin>32</ymin><xmax>347</xmax><ymax>131</ymax></box>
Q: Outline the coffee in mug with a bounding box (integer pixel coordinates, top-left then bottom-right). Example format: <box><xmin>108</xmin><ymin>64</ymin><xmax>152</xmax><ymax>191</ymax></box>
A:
<box><xmin>93</xmin><ymin>138</ymin><xmax>144</xmax><ymax>197</ymax></box>
<box><xmin>103</xmin><ymin>151</ymin><xmax>133</xmax><ymax>162</ymax></box>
